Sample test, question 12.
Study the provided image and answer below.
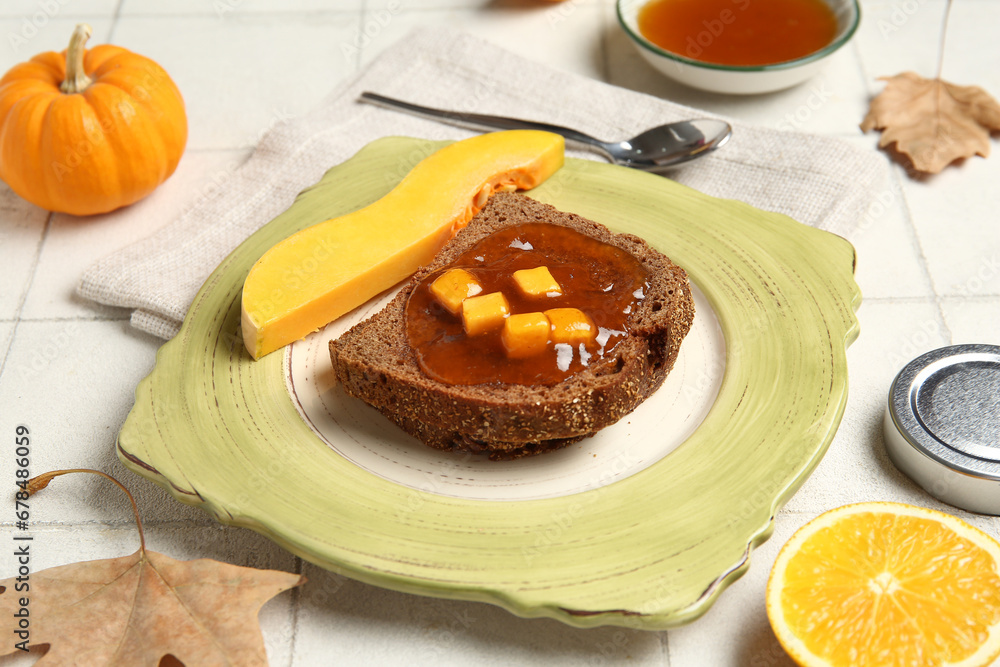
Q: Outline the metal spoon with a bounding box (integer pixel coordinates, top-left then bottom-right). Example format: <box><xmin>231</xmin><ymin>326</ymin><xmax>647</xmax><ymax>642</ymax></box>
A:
<box><xmin>359</xmin><ymin>91</ymin><xmax>731</xmax><ymax>172</ymax></box>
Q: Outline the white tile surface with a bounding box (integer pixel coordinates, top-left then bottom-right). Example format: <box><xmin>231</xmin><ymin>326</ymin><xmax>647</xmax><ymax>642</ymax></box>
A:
<box><xmin>853</xmin><ymin>0</ymin><xmax>1000</xmax><ymax>300</ymax></box>
<box><xmin>0</xmin><ymin>523</ymin><xmax>299</xmax><ymax>666</ymax></box>
<box><xmin>292</xmin><ymin>565</ymin><xmax>665</xmax><ymax>667</ymax></box>
<box><xmin>120</xmin><ymin>0</ymin><xmax>364</xmax><ymax>16</ymax></box>
<box><xmin>0</xmin><ymin>186</ymin><xmax>48</xmax><ymax>321</ymax></box>
<box><xmin>0</xmin><ymin>319</ymin><xmax>170</xmax><ymax>525</ymax></box>
<box><xmin>359</xmin><ymin>2</ymin><xmax>610</xmax><ymax>80</ymax></box>
<box><xmin>3</xmin><ymin>1</ymin><xmax>1000</xmax><ymax>665</ymax></box>
<box><xmin>110</xmin><ymin>14</ymin><xmax>361</xmax><ymax>150</ymax></box>
<box><xmin>21</xmin><ymin>150</ymin><xmax>248</xmax><ymax>321</ymax></box>
<box><xmin>0</xmin><ymin>0</ymin><xmax>118</xmax><ymax>19</ymax></box>
<box><xmin>855</xmin><ymin>0</ymin><xmax>999</xmax><ymax>95</ymax></box>
<box><xmin>941</xmin><ymin>295</ymin><xmax>1000</xmax><ymax>345</ymax></box>
<box><xmin>0</xmin><ymin>16</ymin><xmax>114</xmax><ymax>72</ymax></box>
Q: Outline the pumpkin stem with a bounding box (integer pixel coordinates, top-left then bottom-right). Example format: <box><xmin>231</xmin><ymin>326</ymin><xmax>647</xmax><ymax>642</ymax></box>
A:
<box><xmin>60</xmin><ymin>23</ymin><xmax>94</xmax><ymax>94</ymax></box>
<box><xmin>27</xmin><ymin>468</ymin><xmax>147</xmax><ymax>553</ymax></box>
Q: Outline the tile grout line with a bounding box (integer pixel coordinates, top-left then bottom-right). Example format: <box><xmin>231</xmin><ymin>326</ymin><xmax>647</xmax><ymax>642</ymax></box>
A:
<box><xmin>0</xmin><ymin>212</ymin><xmax>53</xmax><ymax>383</ymax></box>
<box><xmin>0</xmin><ymin>12</ymin><xmax>123</xmax><ymax>20</ymax></box>
<box><xmin>893</xmin><ymin>170</ymin><xmax>954</xmax><ymax>344</ymax></box>
<box><xmin>105</xmin><ymin>0</ymin><xmax>125</xmax><ymax>44</ymax></box>
<box><xmin>0</xmin><ymin>519</ymin><xmax>219</xmax><ymax>528</ymax></box>
<box><xmin>88</xmin><ymin>8</ymin><xmax>374</xmax><ymax>21</ymax></box>
<box><xmin>185</xmin><ymin>130</ymin><xmax>878</xmax><ymax>154</ymax></box>
<box><xmin>270</xmin><ymin>10</ymin><xmax>370</xmax><ymax>661</ymax></box>
<box><xmin>280</xmin><ymin>5</ymin><xmax>374</xmax><ymax>661</ymax></box>
<box><xmin>597</xmin><ymin>0</ymin><xmax>612</xmax><ymax>85</ymax></box>
<box><xmin>285</xmin><ymin>557</ymin><xmax>305</xmax><ymax>667</ymax></box>
<box><xmin>850</xmin><ymin>30</ymin><xmax>875</xmax><ymax>100</ymax></box>
<box><xmin>5</xmin><ymin>314</ymin><xmax>132</xmax><ymax>323</ymax></box>
<box><xmin>660</xmin><ymin>627</ymin><xmax>671</xmax><ymax>667</ymax></box>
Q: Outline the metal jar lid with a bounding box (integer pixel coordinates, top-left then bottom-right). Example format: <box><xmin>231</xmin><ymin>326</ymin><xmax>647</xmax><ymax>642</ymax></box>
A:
<box><xmin>884</xmin><ymin>344</ymin><xmax>1000</xmax><ymax>515</ymax></box>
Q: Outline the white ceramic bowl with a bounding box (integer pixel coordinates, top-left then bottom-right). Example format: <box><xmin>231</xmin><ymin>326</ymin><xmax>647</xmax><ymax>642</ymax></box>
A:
<box><xmin>616</xmin><ymin>0</ymin><xmax>860</xmax><ymax>95</ymax></box>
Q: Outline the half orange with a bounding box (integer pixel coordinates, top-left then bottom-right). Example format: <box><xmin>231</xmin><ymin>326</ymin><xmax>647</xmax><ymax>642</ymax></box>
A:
<box><xmin>767</xmin><ymin>502</ymin><xmax>1000</xmax><ymax>667</ymax></box>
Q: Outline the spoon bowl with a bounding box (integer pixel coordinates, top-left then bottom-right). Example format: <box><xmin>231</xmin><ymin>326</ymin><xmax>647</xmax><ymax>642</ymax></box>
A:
<box><xmin>605</xmin><ymin>118</ymin><xmax>732</xmax><ymax>169</ymax></box>
<box><xmin>360</xmin><ymin>91</ymin><xmax>731</xmax><ymax>173</ymax></box>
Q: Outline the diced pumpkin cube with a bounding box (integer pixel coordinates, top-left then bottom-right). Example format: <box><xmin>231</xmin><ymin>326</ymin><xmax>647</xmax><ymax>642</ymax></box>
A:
<box><xmin>462</xmin><ymin>292</ymin><xmax>510</xmax><ymax>336</ymax></box>
<box><xmin>512</xmin><ymin>266</ymin><xmax>562</xmax><ymax>297</ymax></box>
<box><xmin>545</xmin><ymin>307</ymin><xmax>596</xmax><ymax>346</ymax></box>
<box><xmin>501</xmin><ymin>312</ymin><xmax>550</xmax><ymax>359</ymax></box>
<box><xmin>430</xmin><ymin>268</ymin><xmax>483</xmax><ymax>315</ymax></box>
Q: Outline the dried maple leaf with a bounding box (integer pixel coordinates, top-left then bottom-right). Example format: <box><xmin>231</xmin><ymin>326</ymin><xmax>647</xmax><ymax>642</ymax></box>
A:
<box><xmin>0</xmin><ymin>469</ymin><xmax>304</xmax><ymax>666</ymax></box>
<box><xmin>861</xmin><ymin>71</ymin><xmax>1000</xmax><ymax>174</ymax></box>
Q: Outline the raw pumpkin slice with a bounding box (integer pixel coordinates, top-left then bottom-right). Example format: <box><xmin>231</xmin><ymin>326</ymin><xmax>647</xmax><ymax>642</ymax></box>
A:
<box><xmin>766</xmin><ymin>502</ymin><xmax>1000</xmax><ymax>667</ymax></box>
<box><xmin>240</xmin><ymin>130</ymin><xmax>564</xmax><ymax>359</ymax></box>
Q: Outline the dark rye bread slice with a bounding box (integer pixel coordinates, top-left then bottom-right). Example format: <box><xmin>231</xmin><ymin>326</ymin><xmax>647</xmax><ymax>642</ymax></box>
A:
<box><xmin>329</xmin><ymin>192</ymin><xmax>695</xmax><ymax>459</ymax></box>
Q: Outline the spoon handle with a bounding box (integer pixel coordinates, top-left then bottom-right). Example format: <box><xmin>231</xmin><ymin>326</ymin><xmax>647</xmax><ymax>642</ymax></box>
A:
<box><xmin>359</xmin><ymin>91</ymin><xmax>610</xmax><ymax>157</ymax></box>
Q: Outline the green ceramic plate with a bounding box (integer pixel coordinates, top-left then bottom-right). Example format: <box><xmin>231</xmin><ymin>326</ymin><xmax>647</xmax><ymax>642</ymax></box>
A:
<box><xmin>118</xmin><ymin>137</ymin><xmax>860</xmax><ymax>629</ymax></box>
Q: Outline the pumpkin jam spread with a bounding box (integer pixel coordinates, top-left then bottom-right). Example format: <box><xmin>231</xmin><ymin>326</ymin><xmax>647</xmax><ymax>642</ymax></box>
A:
<box><xmin>405</xmin><ymin>222</ymin><xmax>650</xmax><ymax>386</ymax></box>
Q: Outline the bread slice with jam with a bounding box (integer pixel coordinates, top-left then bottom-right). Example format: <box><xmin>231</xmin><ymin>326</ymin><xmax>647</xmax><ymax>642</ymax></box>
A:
<box><xmin>328</xmin><ymin>192</ymin><xmax>695</xmax><ymax>459</ymax></box>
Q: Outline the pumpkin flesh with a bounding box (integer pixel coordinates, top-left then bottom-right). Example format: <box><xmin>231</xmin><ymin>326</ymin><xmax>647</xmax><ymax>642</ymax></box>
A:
<box><xmin>240</xmin><ymin>130</ymin><xmax>565</xmax><ymax>360</ymax></box>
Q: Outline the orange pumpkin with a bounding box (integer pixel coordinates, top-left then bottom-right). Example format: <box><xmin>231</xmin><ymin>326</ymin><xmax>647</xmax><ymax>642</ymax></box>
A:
<box><xmin>0</xmin><ymin>24</ymin><xmax>187</xmax><ymax>216</ymax></box>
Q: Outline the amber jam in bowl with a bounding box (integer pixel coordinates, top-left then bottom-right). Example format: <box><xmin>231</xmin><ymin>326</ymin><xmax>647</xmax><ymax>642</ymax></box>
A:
<box><xmin>616</xmin><ymin>0</ymin><xmax>860</xmax><ymax>94</ymax></box>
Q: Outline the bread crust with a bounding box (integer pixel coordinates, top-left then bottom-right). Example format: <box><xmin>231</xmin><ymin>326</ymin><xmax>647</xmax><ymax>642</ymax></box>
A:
<box><xmin>329</xmin><ymin>192</ymin><xmax>695</xmax><ymax>459</ymax></box>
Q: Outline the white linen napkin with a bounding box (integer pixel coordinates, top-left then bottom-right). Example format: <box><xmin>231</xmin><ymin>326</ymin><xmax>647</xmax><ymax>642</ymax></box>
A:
<box><xmin>78</xmin><ymin>26</ymin><xmax>888</xmax><ymax>341</ymax></box>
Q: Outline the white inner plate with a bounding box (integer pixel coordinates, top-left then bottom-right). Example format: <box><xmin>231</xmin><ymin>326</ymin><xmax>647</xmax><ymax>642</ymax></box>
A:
<box><xmin>287</xmin><ymin>282</ymin><xmax>723</xmax><ymax>501</ymax></box>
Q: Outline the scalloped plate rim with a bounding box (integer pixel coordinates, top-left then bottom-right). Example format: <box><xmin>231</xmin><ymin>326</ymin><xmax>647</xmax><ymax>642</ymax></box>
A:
<box><xmin>117</xmin><ymin>136</ymin><xmax>860</xmax><ymax>629</ymax></box>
